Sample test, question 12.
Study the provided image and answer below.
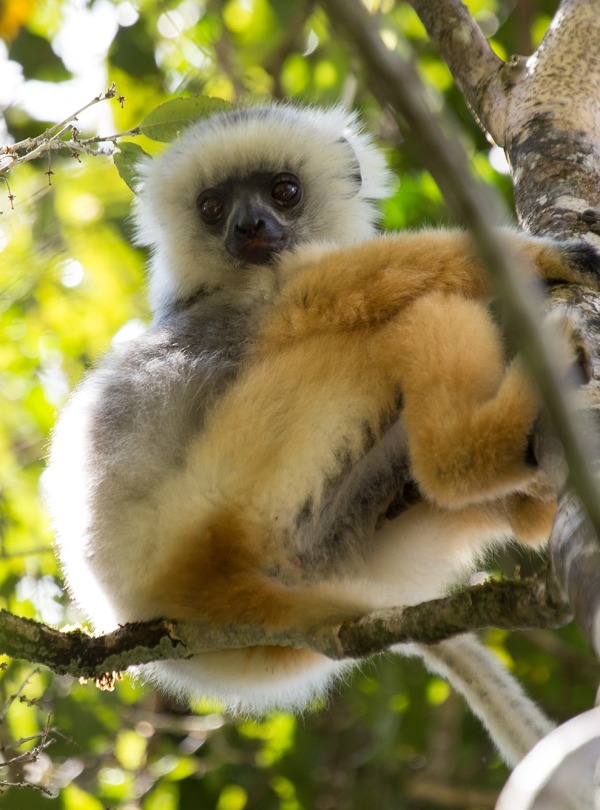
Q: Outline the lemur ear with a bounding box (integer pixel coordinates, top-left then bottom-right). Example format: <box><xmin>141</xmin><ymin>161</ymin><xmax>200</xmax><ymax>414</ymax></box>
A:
<box><xmin>338</xmin><ymin>137</ymin><xmax>363</xmax><ymax>189</ymax></box>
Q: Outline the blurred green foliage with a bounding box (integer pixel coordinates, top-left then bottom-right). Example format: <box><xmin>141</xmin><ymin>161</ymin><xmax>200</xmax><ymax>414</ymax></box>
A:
<box><xmin>0</xmin><ymin>0</ymin><xmax>598</xmax><ymax>807</ymax></box>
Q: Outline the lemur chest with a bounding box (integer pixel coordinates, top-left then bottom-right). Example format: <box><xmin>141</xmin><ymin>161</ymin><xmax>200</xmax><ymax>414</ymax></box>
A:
<box><xmin>180</xmin><ymin>324</ymin><xmax>408</xmax><ymax>556</ymax></box>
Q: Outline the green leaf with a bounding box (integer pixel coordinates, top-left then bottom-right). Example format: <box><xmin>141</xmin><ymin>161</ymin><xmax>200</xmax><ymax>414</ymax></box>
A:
<box><xmin>109</xmin><ymin>19</ymin><xmax>157</xmax><ymax>79</ymax></box>
<box><xmin>113</xmin><ymin>142</ymin><xmax>150</xmax><ymax>192</ymax></box>
<box><xmin>139</xmin><ymin>97</ymin><xmax>233</xmax><ymax>143</ymax></box>
<box><xmin>9</xmin><ymin>29</ymin><xmax>71</xmax><ymax>82</ymax></box>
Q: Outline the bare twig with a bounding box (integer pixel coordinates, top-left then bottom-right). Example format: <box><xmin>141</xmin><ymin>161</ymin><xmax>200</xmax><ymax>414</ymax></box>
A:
<box><xmin>0</xmin><ymin>175</ymin><xmax>16</xmax><ymax>211</ymax></box>
<box><xmin>0</xmin><ymin>83</ymin><xmax>137</xmax><ymax>181</ymax></box>
<box><xmin>0</xmin><ymin>668</ymin><xmax>41</xmax><ymax>723</ymax></box>
<box><xmin>0</xmin><ymin>780</ymin><xmax>53</xmax><ymax>796</ymax></box>
<box><xmin>0</xmin><ymin>678</ymin><xmax>57</xmax><ymax>797</ymax></box>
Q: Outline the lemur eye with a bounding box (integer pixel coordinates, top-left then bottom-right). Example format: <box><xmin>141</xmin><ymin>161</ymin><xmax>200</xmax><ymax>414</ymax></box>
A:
<box><xmin>197</xmin><ymin>190</ymin><xmax>225</xmax><ymax>224</ymax></box>
<box><xmin>271</xmin><ymin>174</ymin><xmax>302</xmax><ymax>207</ymax></box>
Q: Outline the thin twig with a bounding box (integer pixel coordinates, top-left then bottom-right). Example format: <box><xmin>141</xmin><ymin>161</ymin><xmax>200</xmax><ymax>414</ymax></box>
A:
<box><xmin>1</xmin><ymin>729</ymin><xmax>57</xmax><ymax>753</ymax></box>
<box><xmin>0</xmin><ymin>84</ymin><xmax>130</xmax><ymax>180</ymax></box>
<box><xmin>7</xmin><ymin>84</ymin><xmax>123</xmax><ymax>151</ymax></box>
<box><xmin>0</xmin><ymin>668</ymin><xmax>41</xmax><ymax>723</ymax></box>
<box><xmin>0</xmin><ymin>781</ymin><xmax>54</xmax><ymax>796</ymax></box>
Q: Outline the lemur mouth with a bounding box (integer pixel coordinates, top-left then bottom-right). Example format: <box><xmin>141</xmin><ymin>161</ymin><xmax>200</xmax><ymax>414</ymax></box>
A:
<box><xmin>232</xmin><ymin>235</ymin><xmax>290</xmax><ymax>265</ymax></box>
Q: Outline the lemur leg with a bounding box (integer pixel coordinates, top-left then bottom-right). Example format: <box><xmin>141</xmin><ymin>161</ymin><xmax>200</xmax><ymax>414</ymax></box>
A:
<box><xmin>410</xmin><ymin>634</ymin><xmax>554</xmax><ymax>766</ymax></box>
<box><xmin>395</xmin><ymin>291</ymin><xmax>541</xmax><ymax>508</ymax></box>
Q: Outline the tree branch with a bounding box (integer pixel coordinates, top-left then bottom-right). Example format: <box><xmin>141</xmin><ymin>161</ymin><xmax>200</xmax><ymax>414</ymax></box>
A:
<box><xmin>497</xmin><ymin>705</ymin><xmax>600</xmax><ymax>808</ymax></box>
<box><xmin>408</xmin><ymin>0</ymin><xmax>600</xmax><ymax>240</ymax></box>
<box><xmin>406</xmin><ymin>0</ymin><xmax>509</xmax><ymax>142</ymax></box>
<box><xmin>338</xmin><ymin>573</ymin><xmax>571</xmax><ymax>659</ymax></box>
<box><xmin>0</xmin><ymin>612</ymin><xmax>187</xmax><ymax>682</ymax></box>
<box><xmin>0</xmin><ymin>575</ymin><xmax>571</xmax><ymax>681</ymax></box>
<box><xmin>504</xmin><ymin>0</ymin><xmax>600</xmax><ymax>239</ymax></box>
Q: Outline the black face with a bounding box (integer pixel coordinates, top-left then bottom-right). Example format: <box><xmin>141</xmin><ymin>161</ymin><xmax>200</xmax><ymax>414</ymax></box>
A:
<box><xmin>196</xmin><ymin>171</ymin><xmax>303</xmax><ymax>265</ymax></box>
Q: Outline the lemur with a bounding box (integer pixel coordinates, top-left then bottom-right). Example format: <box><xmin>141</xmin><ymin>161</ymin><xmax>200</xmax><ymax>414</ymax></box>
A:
<box><xmin>46</xmin><ymin>103</ymin><xmax>599</xmax><ymax>765</ymax></box>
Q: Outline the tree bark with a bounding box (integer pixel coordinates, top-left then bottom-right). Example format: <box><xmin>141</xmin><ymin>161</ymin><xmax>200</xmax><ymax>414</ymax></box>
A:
<box><xmin>0</xmin><ymin>573</ymin><xmax>571</xmax><ymax>680</ymax></box>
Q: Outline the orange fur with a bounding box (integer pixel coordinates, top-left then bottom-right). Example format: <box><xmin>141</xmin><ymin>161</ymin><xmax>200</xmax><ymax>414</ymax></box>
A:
<box><xmin>148</xmin><ymin>510</ymin><xmax>364</xmax><ymax>629</ymax></box>
<box><xmin>148</xmin><ymin>229</ymin><xmax>587</xmax><ymax>646</ymax></box>
<box><xmin>145</xmin><ymin>510</ymin><xmax>367</xmax><ymax>674</ymax></box>
<box><xmin>263</xmin><ymin>229</ymin><xmax>589</xmax><ymax>348</ymax></box>
<box><xmin>392</xmin><ymin>293</ymin><xmax>540</xmax><ymax>506</ymax></box>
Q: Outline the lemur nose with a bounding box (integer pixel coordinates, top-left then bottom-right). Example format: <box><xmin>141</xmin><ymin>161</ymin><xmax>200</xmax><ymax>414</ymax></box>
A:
<box><xmin>236</xmin><ymin>214</ymin><xmax>265</xmax><ymax>237</ymax></box>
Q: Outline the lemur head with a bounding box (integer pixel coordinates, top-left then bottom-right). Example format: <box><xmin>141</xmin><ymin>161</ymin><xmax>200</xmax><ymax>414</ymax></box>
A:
<box><xmin>133</xmin><ymin>104</ymin><xmax>393</xmax><ymax>316</ymax></box>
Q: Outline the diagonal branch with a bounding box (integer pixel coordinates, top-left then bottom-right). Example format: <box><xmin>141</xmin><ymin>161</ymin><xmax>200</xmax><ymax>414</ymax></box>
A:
<box><xmin>406</xmin><ymin>0</ymin><xmax>510</xmax><ymax>141</ymax></box>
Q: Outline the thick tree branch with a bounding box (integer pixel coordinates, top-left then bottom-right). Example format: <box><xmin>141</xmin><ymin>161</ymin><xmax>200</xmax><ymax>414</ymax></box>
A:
<box><xmin>406</xmin><ymin>0</ymin><xmax>509</xmax><ymax>141</ymax></box>
<box><xmin>505</xmin><ymin>0</ymin><xmax>600</xmax><ymax>239</ymax></box>
<box><xmin>497</xmin><ymin>705</ymin><xmax>600</xmax><ymax>808</ymax></box>
<box><xmin>338</xmin><ymin>573</ymin><xmax>571</xmax><ymax>659</ymax></box>
<box><xmin>0</xmin><ymin>611</ymin><xmax>187</xmax><ymax>681</ymax></box>
<box><xmin>0</xmin><ymin>576</ymin><xmax>571</xmax><ymax>681</ymax></box>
